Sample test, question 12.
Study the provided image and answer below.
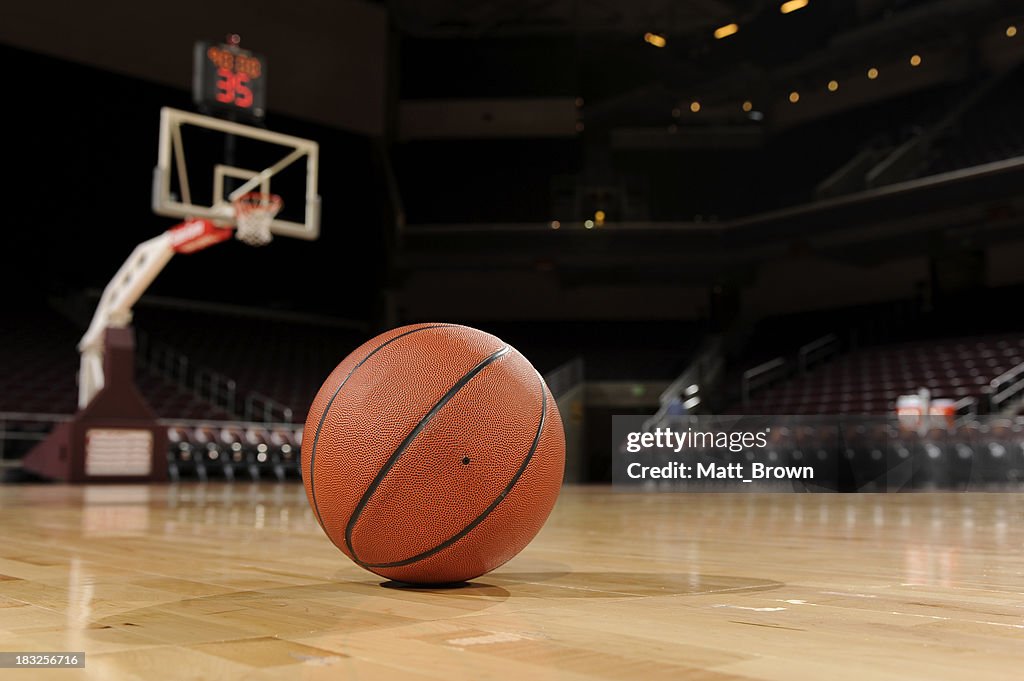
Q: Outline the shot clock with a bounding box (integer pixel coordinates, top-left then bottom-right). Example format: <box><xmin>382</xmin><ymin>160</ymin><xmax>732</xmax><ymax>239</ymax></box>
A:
<box><xmin>193</xmin><ymin>37</ymin><xmax>266</xmax><ymax>120</ymax></box>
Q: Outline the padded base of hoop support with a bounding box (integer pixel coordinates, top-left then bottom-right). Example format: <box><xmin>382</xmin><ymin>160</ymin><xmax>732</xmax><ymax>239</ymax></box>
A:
<box><xmin>22</xmin><ymin>328</ymin><xmax>168</xmax><ymax>483</ymax></box>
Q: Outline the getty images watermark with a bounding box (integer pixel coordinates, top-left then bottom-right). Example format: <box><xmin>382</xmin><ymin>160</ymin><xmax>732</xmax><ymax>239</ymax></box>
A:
<box><xmin>611</xmin><ymin>415</ymin><xmax>1017</xmax><ymax>492</ymax></box>
<box><xmin>621</xmin><ymin>425</ymin><xmax>814</xmax><ymax>482</ymax></box>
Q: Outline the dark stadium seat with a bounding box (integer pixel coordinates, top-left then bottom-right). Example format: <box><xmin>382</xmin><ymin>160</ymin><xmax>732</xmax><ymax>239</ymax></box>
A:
<box><xmin>737</xmin><ymin>332</ymin><xmax>1024</xmax><ymax>415</ymax></box>
<box><xmin>133</xmin><ymin>306</ymin><xmax>364</xmax><ymax>422</ymax></box>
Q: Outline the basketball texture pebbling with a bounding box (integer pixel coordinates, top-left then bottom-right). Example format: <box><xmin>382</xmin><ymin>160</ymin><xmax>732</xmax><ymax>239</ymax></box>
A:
<box><xmin>302</xmin><ymin>323</ymin><xmax>565</xmax><ymax>584</ymax></box>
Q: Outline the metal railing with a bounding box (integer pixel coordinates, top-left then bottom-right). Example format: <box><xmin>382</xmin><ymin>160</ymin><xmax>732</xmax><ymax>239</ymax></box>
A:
<box><xmin>245</xmin><ymin>392</ymin><xmax>295</xmax><ymax>424</ymax></box>
<box><xmin>990</xmin><ymin>361</ymin><xmax>1024</xmax><ymax>413</ymax></box>
<box><xmin>953</xmin><ymin>396</ymin><xmax>979</xmax><ymax>426</ymax></box>
<box><xmin>135</xmin><ymin>329</ymin><xmax>244</xmax><ymax>417</ymax></box>
<box><xmin>0</xmin><ymin>412</ymin><xmax>72</xmax><ymax>467</ymax></box>
<box><xmin>798</xmin><ymin>333</ymin><xmax>839</xmax><ymax>373</ymax></box>
<box><xmin>741</xmin><ymin>356</ymin><xmax>787</xmax><ymax>406</ymax></box>
<box><xmin>155</xmin><ymin>344</ymin><xmax>190</xmax><ymax>385</ymax></box>
<box><xmin>194</xmin><ymin>369</ymin><xmax>238</xmax><ymax>416</ymax></box>
<box><xmin>642</xmin><ymin>337</ymin><xmax>725</xmax><ymax>430</ymax></box>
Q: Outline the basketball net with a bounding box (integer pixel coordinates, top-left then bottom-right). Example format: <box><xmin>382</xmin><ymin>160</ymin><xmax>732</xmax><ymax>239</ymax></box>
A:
<box><xmin>233</xmin><ymin>192</ymin><xmax>283</xmax><ymax>246</ymax></box>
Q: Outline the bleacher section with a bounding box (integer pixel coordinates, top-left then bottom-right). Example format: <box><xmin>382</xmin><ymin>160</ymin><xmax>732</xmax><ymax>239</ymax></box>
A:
<box><xmin>0</xmin><ymin>308</ymin><xmax>78</xmax><ymax>414</ymax></box>
<box><xmin>740</xmin><ymin>333</ymin><xmax>1024</xmax><ymax>415</ymax></box>
<box><xmin>0</xmin><ymin>306</ymin><xmax>226</xmax><ymax>418</ymax></box>
<box><xmin>133</xmin><ymin>306</ymin><xmax>365</xmax><ymax>420</ymax></box>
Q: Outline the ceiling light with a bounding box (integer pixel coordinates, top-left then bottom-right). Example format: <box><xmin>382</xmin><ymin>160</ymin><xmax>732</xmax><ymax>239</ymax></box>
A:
<box><xmin>714</xmin><ymin>23</ymin><xmax>739</xmax><ymax>39</ymax></box>
<box><xmin>1007</xmin><ymin>26</ymin><xmax>1018</xmax><ymax>38</ymax></box>
<box><xmin>827</xmin><ymin>79</ymin><xmax>839</xmax><ymax>92</ymax></box>
<box><xmin>780</xmin><ymin>0</ymin><xmax>809</xmax><ymax>14</ymax></box>
<box><xmin>789</xmin><ymin>91</ymin><xmax>800</xmax><ymax>103</ymax></box>
<box><xmin>867</xmin><ymin>67</ymin><xmax>879</xmax><ymax>80</ymax></box>
<box><xmin>644</xmin><ymin>32</ymin><xmax>667</xmax><ymax>48</ymax></box>
<box><xmin>910</xmin><ymin>54</ymin><xmax>922</xmax><ymax>66</ymax></box>
<box><xmin>742</xmin><ymin>100</ymin><xmax>753</xmax><ymax>112</ymax></box>
<box><xmin>690</xmin><ymin>101</ymin><xmax>701</xmax><ymax>113</ymax></box>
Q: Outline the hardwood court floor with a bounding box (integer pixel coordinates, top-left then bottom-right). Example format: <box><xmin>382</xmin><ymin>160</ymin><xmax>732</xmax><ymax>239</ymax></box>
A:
<box><xmin>0</xmin><ymin>484</ymin><xmax>1022</xmax><ymax>681</ymax></box>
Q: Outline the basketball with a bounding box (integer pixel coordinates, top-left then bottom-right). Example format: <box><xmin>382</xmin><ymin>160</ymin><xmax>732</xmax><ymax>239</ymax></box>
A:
<box><xmin>301</xmin><ymin>323</ymin><xmax>565</xmax><ymax>584</ymax></box>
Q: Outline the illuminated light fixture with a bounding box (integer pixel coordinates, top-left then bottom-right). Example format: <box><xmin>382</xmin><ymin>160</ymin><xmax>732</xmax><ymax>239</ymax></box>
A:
<box><xmin>551</xmin><ymin>220</ymin><xmax>561</xmax><ymax>230</ymax></box>
<box><xmin>789</xmin><ymin>91</ymin><xmax>800</xmax><ymax>103</ymax></box>
<box><xmin>644</xmin><ymin>32</ymin><xmax>667</xmax><ymax>48</ymax></box>
<box><xmin>910</xmin><ymin>54</ymin><xmax>922</xmax><ymax>66</ymax></box>
<box><xmin>1007</xmin><ymin>25</ymin><xmax>1018</xmax><ymax>38</ymax></box>
<box><xmin>742</xmin><ymin>100</ymin><xmax>753</xmax><ymax>112</ymax></box>
<box><xmin>594</xmin><ymin>210</ymin><xmax>606</xmax><ymax>226</ymax></box>
<box><xmin>714</xmin><ymin>23</ymin><xmax>739</xmax><ymax>39</ymax></box>
<box><xmin>690</xmin><ymin>101</ymin><xmax>701</xmax><ymax>113</ymax></box>
<box><xmin>867</xmin><ymin>67</ymin><xmax>879</xmax><ymax>79</ymax></box>
<box><xmin>827</xmin><ymin>79</ymin><xmax>839</xmax><ymax>92</ymax></box>
<box><xmin>584</xmin><ymin>219</ymin><xmax>595</xmax><ymax>229</ymax></box>
<box><xmin>780</xmin><ymin>0</ymin><xmax>809</xmax><ymax>14</ymax></box>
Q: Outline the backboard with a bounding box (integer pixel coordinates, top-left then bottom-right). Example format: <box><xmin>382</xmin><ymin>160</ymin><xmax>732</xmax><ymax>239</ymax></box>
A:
<box><xmin>153</xmin><ymin>107</ymin><xmax>320</xmax><ymax>240</ymax></box>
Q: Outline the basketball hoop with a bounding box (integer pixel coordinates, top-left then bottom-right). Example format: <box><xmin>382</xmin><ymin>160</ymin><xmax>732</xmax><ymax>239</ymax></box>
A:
<box><xmin>232</xmin><ymin>192</ymin><xmax>282</xmax><ymax>246</ymax></box>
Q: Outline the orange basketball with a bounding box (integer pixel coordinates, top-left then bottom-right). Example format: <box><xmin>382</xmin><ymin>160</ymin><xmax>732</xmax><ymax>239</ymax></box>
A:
<box><xmin>302</xmin><ymin>323</ymin><xmax>565</xmax><ymax>584</ymax></box>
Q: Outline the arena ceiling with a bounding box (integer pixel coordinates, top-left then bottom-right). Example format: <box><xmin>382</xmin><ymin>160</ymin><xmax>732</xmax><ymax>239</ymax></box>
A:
<box><xmin>0</xmin><ymin>0</ymin><xmax>1019</xmax><ymax>134</ymax></box>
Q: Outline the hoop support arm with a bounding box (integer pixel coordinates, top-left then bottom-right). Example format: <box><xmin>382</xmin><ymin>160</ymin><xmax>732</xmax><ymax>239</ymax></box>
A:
<box><xmin>78</xmin><ymin>232</ymin><xmax>175</xmax><ymax>408</ymax></box>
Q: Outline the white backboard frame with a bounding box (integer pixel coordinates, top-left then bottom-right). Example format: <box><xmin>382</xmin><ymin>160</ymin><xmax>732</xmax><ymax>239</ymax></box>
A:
<box><xmin>153</xmin><ymin>107</ymin><xmax>320</xmax><ymax>240</ymax></box>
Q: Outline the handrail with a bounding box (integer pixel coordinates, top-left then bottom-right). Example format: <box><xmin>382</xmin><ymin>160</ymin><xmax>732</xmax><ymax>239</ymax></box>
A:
<box><xmin>245</xmin><ymin>392</ymin><xmax>294</xmax><ymax>424</ymax></box>
<box><xmin>798</xmin><ymin>333</ymin><xmax>839</xmax><ymax>373</ymax></box>
<box><xmin>991</xmin><ymin>360</ymin><xmax>1024</xmax><ymax>393</ymax></box>
<box><xmin>0</xmin><ymin>411</ymin><xmax>74</xmax><ymax>423</ymax></box>
<box><xmin>742</xmin><ymin>356</ymin><xmax>787</xmax><ymax>406</ymax></box>
<box><xmin>953</xmin><ymin>396</ymin><xmax>978</xmax><ymax>426</ymax></box>
<box><xmin>642</xmin><ymin>337</ymin><xmax>725</xmax><ymax>431</ymax></box>
<box><xmin>159</xmin><ymin>416</ymin><xmax>300</xmax><ymax>430</ymax></box>
<box><xmin>194</xmin><ymin>369</ymin><xmax>238</xmax><ymax>416</ymax></box>
<box><xmin>990</xmin><ymin>360</ymin><xmax>1024</xmax><ymax>412</ymax></box>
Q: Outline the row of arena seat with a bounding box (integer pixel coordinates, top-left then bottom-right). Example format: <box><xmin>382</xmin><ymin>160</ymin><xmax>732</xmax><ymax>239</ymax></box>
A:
<box><xmin>0</xmin><ymin>306</ymin><xmax>231</xmax><ymax>418</ymax></box>
<box><xmin>134</xmin><ymin>306</ymin><xmax>363</xmax><ymax>421</ymax></box>
<box><xmin>166</xmin><ymin>424</ymin><xmax>302</xmax><ymax>482</ymax></box>
<box><xmin>738</xmin><ymin>333</ymin><xmax>1024</xmax><ymax>415</ymax></box>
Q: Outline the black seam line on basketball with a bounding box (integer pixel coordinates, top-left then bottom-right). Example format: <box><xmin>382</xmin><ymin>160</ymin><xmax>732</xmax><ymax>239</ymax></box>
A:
<box><xmin>345</xmin><ymin>344</ymin><xmax>513</xmax><ymax>564</ymax></box>
<box><xmin>362</xmin><ymin>368</ymin><xmax>547</xmax><ymax>570</ymax></box>
<box><xmin>309</xmin><ymin>324</ymin><xmax>454</xmax><ymax>529</ymax></box>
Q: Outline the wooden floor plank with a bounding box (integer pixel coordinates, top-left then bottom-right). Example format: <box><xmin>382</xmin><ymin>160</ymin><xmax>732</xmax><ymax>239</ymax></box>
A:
<box><xmin>0</xmin><ymin>484</ymin><xmax>1022</xmax><ymax>679</ymax></box>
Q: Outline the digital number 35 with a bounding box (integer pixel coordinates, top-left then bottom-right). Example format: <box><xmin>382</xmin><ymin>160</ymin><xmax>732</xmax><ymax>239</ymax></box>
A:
<box><xmin>215</xmin><ymin>68</ymin><xmax>253</xmax><ymax>108</ymax></box>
